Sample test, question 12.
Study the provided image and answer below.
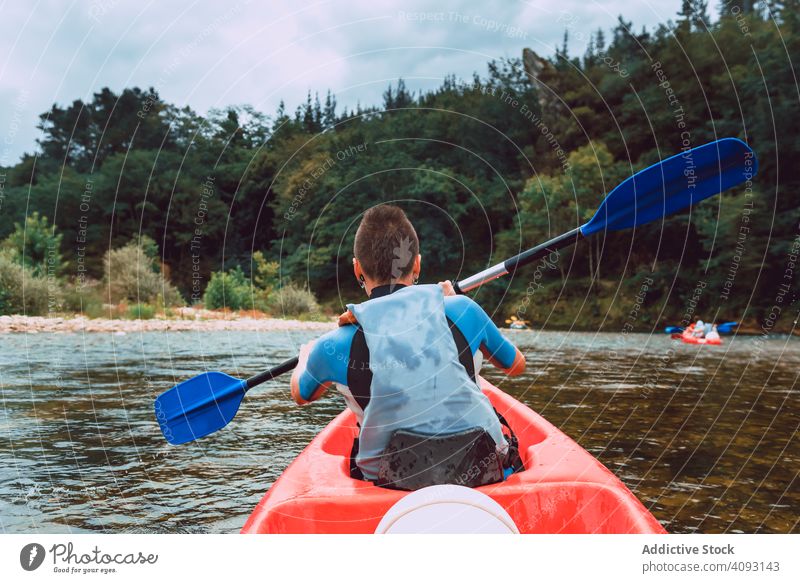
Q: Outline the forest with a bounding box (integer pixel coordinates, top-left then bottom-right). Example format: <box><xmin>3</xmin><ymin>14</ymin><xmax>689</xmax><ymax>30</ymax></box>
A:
<box><xmin>0</xmin><ymin>2</ymin><xmax>797</xmax><ymax>331</ymax></box>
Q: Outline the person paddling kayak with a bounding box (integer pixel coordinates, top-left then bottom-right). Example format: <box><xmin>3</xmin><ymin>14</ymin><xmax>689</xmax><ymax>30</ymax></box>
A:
<box><xmin>290</xmin><ymin>204</ymin><xmax>526</xmax><ymax>489</ymax></box>
<box><xmin>693</xmin><ymin>319</ymin><xmax>706</xmax><ymax>338</ymax></box>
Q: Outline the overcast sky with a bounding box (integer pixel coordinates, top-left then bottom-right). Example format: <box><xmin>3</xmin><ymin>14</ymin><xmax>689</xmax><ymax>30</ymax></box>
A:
<box><xmin>0</xmin><ymin>0</ymin><xmax>685</xmax><ymax>165</ymax></box>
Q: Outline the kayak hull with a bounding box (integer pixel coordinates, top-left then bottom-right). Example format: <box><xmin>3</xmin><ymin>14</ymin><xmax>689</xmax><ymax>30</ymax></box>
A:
<box><xmin>242</xmin><ymin>380</ymin><xmax>666</xmax><ymax>534</ymax></box>
<box><xmin>681</xmin><ymin>333</ymin><xmax>722</xmax><ymax>345</ymax></box>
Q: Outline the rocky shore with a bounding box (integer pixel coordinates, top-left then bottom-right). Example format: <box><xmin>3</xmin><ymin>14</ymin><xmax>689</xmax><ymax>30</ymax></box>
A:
<box><xmin>0</xmin><ymin>310</ymin><xmax>336</xmax><ymax>334</ymax></box>
<box><xmin>2</xmin><ymin>313</ymin><xmax>794</xmax><ymax>336</ymax></box>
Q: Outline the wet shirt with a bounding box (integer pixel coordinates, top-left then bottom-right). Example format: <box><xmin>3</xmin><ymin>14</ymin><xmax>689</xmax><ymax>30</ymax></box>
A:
<box><xmin>291</xmin><ymin>284</ymin><xmax>525</xmax><ymax>480</ymax></box>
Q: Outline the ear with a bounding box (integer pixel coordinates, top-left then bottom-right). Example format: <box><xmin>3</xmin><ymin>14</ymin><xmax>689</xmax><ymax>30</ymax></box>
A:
<box><xmin>353</xmin><ymin>257</ymin><xmax>363</xmax><ymax>281</ymax></box>
<box><xmin>412</xmin><ymin>254</ymin><xmax>421</xmax><ymax>277</ymax></box>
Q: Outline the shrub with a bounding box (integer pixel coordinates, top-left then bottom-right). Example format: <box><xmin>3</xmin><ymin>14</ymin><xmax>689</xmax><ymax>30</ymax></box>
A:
<box><xmin>126</xmin><ymin>303</ymin><xmax>156</xmax><ymax>320</ymax></box>
<box><xmin>0</xmin><ymin>211</ymin><xmax>65</xmax><ymax>277</ymax></box>
<box><xmin>83</xmin><ymin>300</ymin><xmax>108</xmax><ymax>319</ymax></box>
<box><xmin>104</xmin><ymin>237</ymin><xmax>183</xmax><ymax>306</ymax></box>
<box><xmin>0</xmin><ymin>253</ymin><xmax>62</xmax><ymax>316</ymax></box>
<box><xmin>252</xmin><ymin>251</ymin><xmax>279</xmax><ymax>295</ymax></box>
<box><xmin>203</xmin><ymin>267</ymin><xmax>251</xmax><ymax>310</ymax></box>
<box><xmin>268</xmin><ymin>282</ymin><xmax>320</xmax><ymax>318</ymax></box>
<box><xmin>0</xmin><ymin>287</ymin><xmax>9</xmax><ymax>315</ymax></box>
<box><xmin>250</xmin><ymin>251</ymin><xmax>279</xmax><ymax>311</ymax></box>
<box><xmin>202</xmin><ymin>256</ymin><xmax>314</xmax><ymax>316</ymax></box>
<box><xmin>62</xmin><ymin>279</ymin><xmax>104</xmax><ymax>314</ymax></box>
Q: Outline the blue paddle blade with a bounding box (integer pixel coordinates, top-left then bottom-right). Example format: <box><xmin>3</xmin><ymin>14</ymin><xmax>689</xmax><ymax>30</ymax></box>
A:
<box><xmin>664</xmin><ymin>326</ymin><xmax>684</xmax><ymax>334</ymax></box>
<box><xmin>717</xmin><ymin>321</ymin><xmax>738</xmax><ymax>334</ymax></box>
<box><xmin>154</xmin><ymin>372</ymin><xmax>248</xmax><ymax>445</ymax></box>
<box><xmin>581</xmin><ymin>138</ymin><xmax>757</xmax><ymax>236</ymax></box>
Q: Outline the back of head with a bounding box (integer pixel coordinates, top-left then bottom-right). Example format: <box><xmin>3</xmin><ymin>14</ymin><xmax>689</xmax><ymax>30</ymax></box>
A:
<box><xmin>354</xmin><ymin>204</ymin><xmax>419</xmax><ymax>283</ymax></box>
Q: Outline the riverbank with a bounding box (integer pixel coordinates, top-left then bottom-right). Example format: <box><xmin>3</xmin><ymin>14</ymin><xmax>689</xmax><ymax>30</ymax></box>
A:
<box><xmin>0</xmin><ymin>311</ymin><xmax>336</xmax><ymax>334</ymax></box>
<box><xmin>1</xmin><ymin>311</ymin><xmax>795</xmax><ymax>335</ymax></box>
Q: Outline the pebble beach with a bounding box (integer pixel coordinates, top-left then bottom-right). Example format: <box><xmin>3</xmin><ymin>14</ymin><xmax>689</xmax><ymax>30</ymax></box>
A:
<box><xmin>0</xmin><ymin>309</ymin><xmax>337</xmax><ymax>334</ymax></box>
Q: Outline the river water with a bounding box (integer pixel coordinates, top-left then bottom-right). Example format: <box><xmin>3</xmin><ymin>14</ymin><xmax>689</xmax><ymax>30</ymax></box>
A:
<box><xmin>1</xmin><ymin>329</ymin><xmax>797</xmax><ymax>533</ymax></box>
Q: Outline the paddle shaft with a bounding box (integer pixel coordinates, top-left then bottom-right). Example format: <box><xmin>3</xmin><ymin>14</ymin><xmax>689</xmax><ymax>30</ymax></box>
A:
<box><xmin>454</xmin><ymin>227</ymin><xmax>584</xmax><ymax>293</ymax></box>
<box><xmin>245</xmin><ymin>357</ymin><xmax>299</xmax><ymax>390</ymax></box>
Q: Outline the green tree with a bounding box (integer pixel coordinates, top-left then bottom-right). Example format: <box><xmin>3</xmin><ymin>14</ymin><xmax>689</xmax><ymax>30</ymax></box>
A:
<box><xmin>1</xmin><ymin>212</ymin><xmax>65</xmax><ymax>277</ymax></box>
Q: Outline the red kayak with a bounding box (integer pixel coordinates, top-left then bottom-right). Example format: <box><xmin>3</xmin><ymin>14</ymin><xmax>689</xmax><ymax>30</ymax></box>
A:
<box><xmin>242</xmin><ymin>379</ymin><xmax>666</xmax><ymax>534</ymax></box>
<box><xmin>681</xmin><ymin>331</ymin><xmax>722</xmax><ymax>345</ymax></box>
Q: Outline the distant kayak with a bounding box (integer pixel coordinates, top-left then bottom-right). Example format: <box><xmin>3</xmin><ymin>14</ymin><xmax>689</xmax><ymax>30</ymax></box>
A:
<box><xmin>665</xmin><ymin>321</ymin><xmax>737</xmax><ymax>335</ymax></box>
<box><xmin>242</xmin><ymin>379</ymin><xmax>666</xmax><ymax>534</ymax></box>
<box><xmin>680</xmin><ymin>331</ymin><xmax>722</xmax><ymax>346</ymax></box>
<box><xmin>505</xmin><ymin>316</ymin><xmax>529</xmax><ymax>330</ymax></box>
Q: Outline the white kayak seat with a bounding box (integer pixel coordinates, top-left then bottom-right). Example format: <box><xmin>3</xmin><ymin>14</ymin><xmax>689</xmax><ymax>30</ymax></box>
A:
<box><xmin>375</xmin><ymin>484</ymin><xmax>520</xmax><ymax>534</ymax></box>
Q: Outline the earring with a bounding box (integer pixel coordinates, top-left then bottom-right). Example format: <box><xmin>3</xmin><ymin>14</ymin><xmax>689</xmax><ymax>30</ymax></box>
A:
<box><xmin>413</xmin><ymin>277</ymin><xmax>419</xmax><ymax>285</ymax></box>
<box><xmin>359</xmin><ymin>275</ymin><xmax>365</xmax><ymax>289</ymax></box>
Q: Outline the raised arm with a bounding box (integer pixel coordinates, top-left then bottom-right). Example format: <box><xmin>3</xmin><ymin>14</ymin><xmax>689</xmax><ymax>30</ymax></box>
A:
<box><xmin>444</xmin><ymin>295</ymin><xmax>526</xmax><ymax>376</ymax></box>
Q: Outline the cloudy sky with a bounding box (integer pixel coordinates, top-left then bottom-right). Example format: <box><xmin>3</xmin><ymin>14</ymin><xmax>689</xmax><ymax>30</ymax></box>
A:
<box><xmin>0</xmin><ymin>0</ymin><xmax>685</xmax><ymax>164</ymax></box>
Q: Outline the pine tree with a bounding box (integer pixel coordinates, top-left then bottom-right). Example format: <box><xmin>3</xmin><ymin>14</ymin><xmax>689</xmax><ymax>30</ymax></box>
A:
<box><xmin>678</xmin><ymin>0</ymin><xmax>710</xmax><ymax>31</ymax></box>
<box><xmin>323</xmin><ymin>90</ymin><xmax>337</xmax><ymax>129</ymax></box>
<box><xmin>596</xmin><ymin>28</ymin><xmax>606</xmax><ymax>53</ymax></box>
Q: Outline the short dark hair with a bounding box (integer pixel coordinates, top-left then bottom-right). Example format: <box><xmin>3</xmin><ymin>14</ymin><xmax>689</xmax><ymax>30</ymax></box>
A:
<box><xmin>354</xmin><ymin>204</ymin><xmax>419</xmax><ymax>283</ymax></box>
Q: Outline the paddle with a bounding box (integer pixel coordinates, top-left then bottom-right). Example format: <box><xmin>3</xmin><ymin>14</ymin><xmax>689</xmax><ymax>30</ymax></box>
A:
<box><xmin>155</xmin><ymin>359</ymin><xmax>298</xmax><ymax>445</ymax></box>
<box><xmin>155</xmin><ymin>137</ymin><xmax>757</xmax><ymax>445</ymax></box>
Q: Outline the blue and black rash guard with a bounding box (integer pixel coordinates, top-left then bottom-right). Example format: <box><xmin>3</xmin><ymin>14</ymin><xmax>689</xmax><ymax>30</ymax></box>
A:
<box><xmin>290</xmin><ymin>283</ymin><xmax>525</xmax><ymax>479</ymax></box>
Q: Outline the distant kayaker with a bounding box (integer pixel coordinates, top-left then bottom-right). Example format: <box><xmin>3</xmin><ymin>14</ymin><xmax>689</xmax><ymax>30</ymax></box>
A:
<box><xmin>290</xmin><ymin>204</ymin><xmax>526</xmax><ymax>488</ymax></box>
<box><xmin>706</xmin><ymin>325</ymin><xmax>720</xmax><ymax>342</ymax></box>
<box><xmin>694</xmin><ymin>319</ymin><xmax>705</xmax><ymax>338</ymax></box>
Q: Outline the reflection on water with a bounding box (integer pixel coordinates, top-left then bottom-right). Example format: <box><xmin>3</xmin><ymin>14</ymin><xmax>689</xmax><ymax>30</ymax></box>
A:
<box><xmin>0</xmin><ymin>330</ymin><xmax>797</xmax><ymax>533</ymax></box>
